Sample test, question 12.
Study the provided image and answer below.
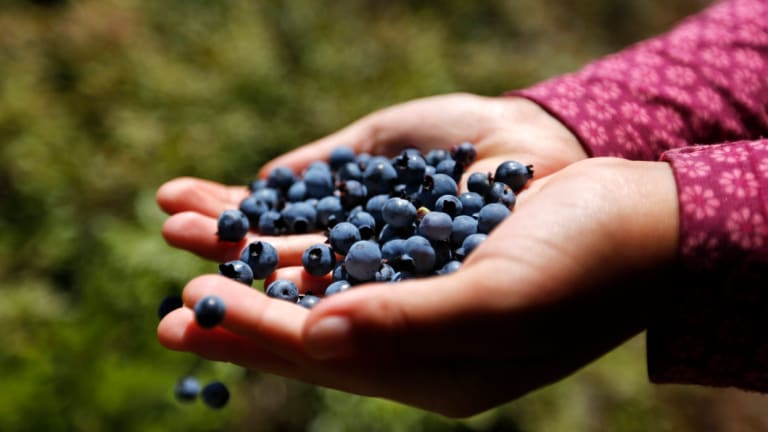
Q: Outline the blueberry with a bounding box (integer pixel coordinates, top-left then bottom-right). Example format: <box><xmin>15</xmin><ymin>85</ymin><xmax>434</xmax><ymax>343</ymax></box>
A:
<box><xmin>393</xmin><ymin>151</ymin><xmax>427</xmax><ymax>191</ymax></box>
<box><xmin>416</xmin><ymin>173</ymin><xmax>457</xmax><ymax>208</ymax></box>
<box><xmin>302</xmin><ymin>244</ymin><xmax>336</xmax><ymax>276</ymax></box>
<box><xmin>467</xmin><ymin>172</ymin><xmax>493</xmax><ymax>196</ymax></box>
<box><xmin>459</xmin><ymin>192</ymin><xmax>485</xmax><ymax>216</ymax></box>
<box><xmin>297</xmin><ymin>294</ymin><xmax>321</xmax><ymax>309</ymax></box>
<box><xmin>281</xmin><ymin>202</ymin><xmax>317</xmax><ymax>234</ymax></box>
<box><xmin>437</xmin><ymin>260</ymin><xmax>462</xmax><ymax>275</ymax></box>
<box><xmin>217</xmin><ymin>209</ymin><xmax>250</xmax><ymax>242</ymax></box>
<box><xmin>239</xmin><ymin>195</ymin><xmax>272</xmax><ymax>226</ymax></box>
<box><xmin>477</xmin><ymin>203</ymin><xmax>511</xmax><ymax>234</ymax></box>
<box><xmin>303</xmin><ymin>167</ymin><xmax>335</xmax><ymax>199</ymax></box>
<box><xmin>434</xmin><ymin>195</ymin><xmax>463</xmax><ymax>218</ymax></box>
<box><xmin>403</xmin><ymin>235</ymin><xmax>436</xmax><ymax>274</ymax></box>
<box><xmin>316</xmin><ymin>196</ymin><xmax>345</xmax><ymax>228</ymax></box>
<box><xmin>375</xmin><ymin>263</ymin><xmax>396</xmax><ymax>282</ymax></box>
<box><xmin>201</xmin><ymin>381</ymin><xmax>230</xmax><ymax>409</ymax></box>
<box><xmin>324</xmin><ymin>280</ymin><xmax>351</xmax><ymax>296</ymax></box>
<box><xmin>485</xmin><ymin>182</ymin><xmax>516</xmax><ymax>208</ymax></box>
<box><xmin>266</xmin><ymin>280</ymin><xmax>299</xmax><ymax>303</ymax></box>
<box><xmin>435</xmin><ymin>159</ymin><xmax>463</xmax><ymax>183</ymax></box>
<box><xmin>266</xmin><ymin>166</ymin><xmax>296</xmax><ymax>192</ymax></box>
<box><xmin>364</xmin><ymin>194</ymin><xmax>390</xmax><ymax>228</ymax></box>
<box><xmin>218</xmin><ymin>259</ymin><xmax>254</xmax><ymax>286</ymax></box>
<box><xmin>338</xmin><ymin>180</ymin><xmax>368</xmax><ymax>210</ymax></box>
<box><xmin>363</xmin><ymin>157</ymin><xmax>398</xmax><ymax>196</ymax></box>
<box><xmin>494</xmin><ymin>160</ymin><xmax>534</xmax><ymax>192</ymax></box>
<box><xmin>347</xmin><ymin>211</ymin><xmax>377</xmax><ymax>239</ymax></box>
<box><xmin>157</xmin><ymin>295</ymin><xmax>183</xmax><ymax>320</ymax></box>
<box><xmin>194</xmin><ymin>295</ymin><xmax>226</xmax><ymax>328</ymax></box>
<box><xmin>257</xmin><ymin>210</ymin><xmax>284</xmax><ymax>235</ymax></box>
<box><xmin>336</xmin><ymin>161</ymin><xmax>363</xmax><ymax>182</ymax></box>
<box><xmin>240</xmin><ymin>241</ymin><xmax>279</xmax><ymax>279</ymax></box>
<box><xmin>344</xmin><ymin>240</ymin><xmax>382</xmax><ymax>281</ymax></box>
<box><xmin>174</xmin><ymin>376</ymin><xmax>200</xmax><ymax>403</ymax></box>
<box><xmin>417</xmin><ymin>211</ymin><xmax>453</xmax><ymax>242</ymax></box>
<box><xmin>451</xmin><ymin>215</ymin><xmax>478</xmax><ymax>247</ymax></box>
<box><xmin>382</xmin><ymin>197</ymin><xmax>417</xmax><ymax>229</ymax></box>
<box><xmin>380</xmin><ymin>238</ymin><xmax>407</xmax><ymax>262</ymax></box>
<box><xmin>451</xmin><ymin>141</ymin><xmax>477</xmax><ymax>166</ymax></box>
<box><xmin>286</xmin><ymin>180</ymin><xmax>307</xmax><ymax>202</ymax></box>
<box><xmin>457</xmin><ymin>233</ymin><xmax>487</xmax><ymax>259</ymax></box>
<box><xmin>329</xmin><ymin>145</ymin><xmax>357</xmax><ymax>171</ymax></box>
<box><xmin>425</xmin><ymin>148</ymin><xmax>451</xmax><ymax>167</ymax></box>
<box><xmin>329</xmin><ymin>222</ymin><xmax>361</xmax><ymax>255</ymax></box>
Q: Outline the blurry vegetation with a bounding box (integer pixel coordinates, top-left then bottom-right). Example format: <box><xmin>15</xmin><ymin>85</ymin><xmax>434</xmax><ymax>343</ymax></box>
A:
<box><xmin>3</xmin><ymin>0</ymin><xmax>766</xmax><ymax>431</ymax></box>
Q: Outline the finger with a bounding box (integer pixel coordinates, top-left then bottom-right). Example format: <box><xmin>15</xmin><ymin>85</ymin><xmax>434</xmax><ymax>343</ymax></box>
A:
<box><xmin>157</xmin><ymin>177</ymin><xmax>249</xmax><ymax>217</ymax></box>
<box><xmin>264</xmin><ymin>266</ymin><xmax>333</xmax><ymax>295</ymax></box>
<box><xmin>162</xmin><ymin>212</ymin><xmax>326</xmax><ymax>265</ymax></box>
<box><xmin>300</xmin><ymin>262</ymin><xmax>529</xmax><ymax>360</ymax></box>
<box><xmin>182</xmin><ymin>275</ymin><xmax>310</xmax><ymax>362</ymax></box>
<box><xmin>158</xmin><ymin>307</ymin><xmax>299</xmax><ymax>377</ymax></box>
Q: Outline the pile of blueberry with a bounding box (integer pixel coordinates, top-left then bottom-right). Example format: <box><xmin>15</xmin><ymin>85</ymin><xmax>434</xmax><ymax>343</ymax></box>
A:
<box><xmin>213</xmin><ymin>141</ymin><xmax>532</xmax><ymax>306</ymax></box>
<box><xmin>160</xmin><ymin>142</ymin><xmax>532</xmax><ymax>407</ymax></box>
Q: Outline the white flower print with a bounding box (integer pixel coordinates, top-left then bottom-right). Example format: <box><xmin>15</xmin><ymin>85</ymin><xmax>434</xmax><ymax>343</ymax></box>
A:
<box><xmin>719</xmin><ymin>168</ymin><xmax>759</xmax><ymax>198</ymax></box>
<box><xmin>554</xmin><ymin>80</ymin><xmax>586</xmax><ymax>98</ymax></box>
<box><xmin>663</xmin><ymin>85</ymin><xmax>692</xmax><ymax>105</ymax></box>
<box><xmin>655</xmin><ymin>106</ymin><xmax>684</xmax><ymax>132</ymax></box>
<box><xmin>712</xmin><ymin>146</ymin><xmax>749</xmax><ymax>164</ymax></box>
<box><xmin>682</xmin><ymin>231</ymin><xmax>719</xmax><ymax>257</ymax></box>
<box><xmin>615</xmin><ymin>124</ymin><xmax>642</xmax><ymax>153</ymax></box>
<box><xmin>700</xmin><ymin>47</ymin><xmax>731</xmax><ymax>68</ymax></box>
<box><xmin>665</xmin><ymin>65</ymin><xmax>697</xmax><ymax>86</ymax></box>
<box><xmin>696</xmin><ymin>87</ymin><xmax>724</xmax><ymax>113</ymax></box>
<box><xmin>590</xmin><ymin>81</ymin><xmax>622</xmax><ymax>101</ymax></box>
<box><xmin>758</xmin><ymin>157</ymin><xmax>768</xmax><ymax>177</ymax></box>
<box><xmin>579</xmin><ymin>120</ymin><xmax>608</xmax><ymax>147</ymax></box>
<box><xmin>726</xmin><ymin>207</ymin><xmax>767</xmax><ymax>250</ymax></box>
<box><xmin>680</xmin><ymin>185</ymin><xmax>720</xmax><ymax>220</ymax></box>
<box><xmin>585</xmin><ymin>99</ymin><xmax>616</xmax><ymax>121</ymax></box>
<box><xmin>620</xmin><ymin>101</ymin><xmax>651</xmax><ymax>124</ymax></box>
<box><xmin>733</xmin><ymin>48</ymin><xmax>764</xmax><ymax>70</ymax></box>
<box><xmin>549</xmin><ymin>97</ymin><xmax>580</xmax><ymax>118</ymax></box>
<box><xmin>675</xmin><ymin>157</ymin><xmax>712</xmax><ymax>178</ymax></box>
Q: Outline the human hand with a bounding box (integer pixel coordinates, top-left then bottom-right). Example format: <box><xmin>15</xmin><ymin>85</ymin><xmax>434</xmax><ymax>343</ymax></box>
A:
<box><xmin>157</xmin><ymin>157</ymin><xmax>679</xmax><ymax>417</ymax></box>
<box><xmin>156</xmin><ymin>93</ymin><xmax>586</xmax><ymax>264</ymax></box>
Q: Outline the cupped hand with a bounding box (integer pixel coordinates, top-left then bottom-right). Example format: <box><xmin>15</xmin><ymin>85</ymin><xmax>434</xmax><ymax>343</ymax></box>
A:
<box><xmin>157</xmin><ymin>157</ymin><xmax>680</xmax><ymax>417</ymax></box>
<box><xmin>156</xmin><ymin>93</ymin><xmax>586</xmax><ymax>264</ymax></box>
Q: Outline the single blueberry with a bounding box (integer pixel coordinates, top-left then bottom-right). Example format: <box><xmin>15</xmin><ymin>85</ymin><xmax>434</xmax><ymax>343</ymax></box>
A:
<box><xmin>201</xmin><ymin>381</ymin><xmax>230</xmax><ymax>409</ymax></box>
<box><xmin>266</xmin><ymin>280</ymin><xmax>300</xmax><ymax>303</ymax></box>
<box><xmin>494</xmin><ymin>160</ymin><xmax>534</xmax><ymax>192</ymax></box>
<box><xmin>297</xmin><ymin>294</ymin><xmax>321</xmax><ymax>309</ymax></box>
<box><xmin>477</xmin><ymin>203</ymin><xmax>511</xmax><ymax>234</ymax></box>
<box><xmin>217</xmin><ymin>209</ymin><xmax>250</xmax><ymax>242</ymax></box>
<box><xmin>344</xmin><ymin>240</ymin><xmax>382</xmax><ymax>281</ymax></box>
<box><xmin>324</xmin><ymin>280</ymin><xmax>351</xmax><ymax>296</ymax></box>
<box><xmin>174</xmin><ymin>376</ymin><xmax>200</xmax><ymax>403</ymax></box>
<box><xmin>329</xmin><ymin>222</ymin><xmax>361</xmax><ymax>255</ymax></box>
<box><xmin>240</xmin><ymin>241</ymin><xmax>279</xmax><ymax>279</ymax></box>
<box><xmin>302</xmin><ymin>244</ymin><xmax>337</xmax><ymax>276</ymax></box>
<box><xmin>218</xmin><ymin>259</ymin><xmax>255</xmax><ymax>286</ymax></box>
<box><xmin>157</xmin><ymin>295</ymin><xmax>183</xmax><ymax>320</ymax></box>
<box><xmin>194</xmin><ymin>295</ymin><xmax>226</xmax><ymax>329</ymax></box>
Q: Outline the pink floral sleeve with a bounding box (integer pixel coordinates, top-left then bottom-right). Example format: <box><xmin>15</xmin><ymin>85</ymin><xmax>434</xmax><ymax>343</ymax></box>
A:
<box><xmin>508</xmin><ymin>0</ymin><xmax>768</xmax><ymax>391</ymax></box>
<box><xmin>511</xmin><ymin>0</ymin><xmax>768</xmax><ymax>160</ymax></box>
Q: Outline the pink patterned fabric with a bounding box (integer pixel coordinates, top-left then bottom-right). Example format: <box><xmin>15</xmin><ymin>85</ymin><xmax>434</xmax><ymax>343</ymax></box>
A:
<box><xmin>510</xmin><ymin>0</ymin><xmax>768</xmax><ymax>391</ymax></box>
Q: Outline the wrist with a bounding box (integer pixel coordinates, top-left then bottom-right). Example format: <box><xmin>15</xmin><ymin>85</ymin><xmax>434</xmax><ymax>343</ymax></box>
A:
<box><xmin>494</xmin><ymin>96</ymin><xmax>588</xmax><ymax>169</ymax></box>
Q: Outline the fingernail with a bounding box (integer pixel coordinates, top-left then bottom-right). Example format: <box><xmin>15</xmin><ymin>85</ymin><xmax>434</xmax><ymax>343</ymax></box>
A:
<box><xmin>305</xmin><ymin>316</ymin><xmax>352</xmax><ymax>360</ymax></box>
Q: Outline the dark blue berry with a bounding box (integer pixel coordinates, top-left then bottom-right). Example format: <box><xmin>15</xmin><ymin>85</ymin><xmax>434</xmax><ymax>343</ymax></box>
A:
<box><xmin>451</xmin><ymin>215</ymin><xmax>478</xmax><ymax>247</ymax></box>
<box><xmin>425</xmin><ymin>148</ymin><xmax>451</xmax><ymax>167</ymax></box>
<box><xmin>240</xmin><ymin>241</ymin><xmax>279</xmax><ymax>279</ymax></box>
<box><xmin>194</xmin><ymin>295</ymin><xmax>226</xmax><ymax>328</ymax></box>
<box><xmin>494</xmin><ymin>160</ymin><xmax>534</xmax><ymax>192</ymax></box>
<box><xmin>157</xmin><ymin>295</ymin><xmax>183</xmax><ymax>320</ymax></box>
<box><xmin>434</xmin><ymin>195</ymin><xmax>463</xmax><ymax>218</ymax></box>
<box><xmin>329</xmin><ymin>222</ymin><xmax>362</xmax><ymax>255</ymax></box>
<box><xmin>266</xmin><ymin>166</ymin><xmax>296</xmax><ymax>192</ymax></box>
<box><xmin>265</xmin><ymin>280</ymin><xmax>300</xmax><ymax>303</ymax></box>
<box><xmin>201</xmin><ymin>381</ymin><xmax>230</xmax><ymax>409</ymax></box>
<box><xmin>281</xmin><ymin>202</ymin><xmax>317</xmax><ymax>234</ymax></box>
<box><xmin>451</xmin><ymin>141</ymin><xmax>477</xmax><ymax>166</ymax></box>
<box><xmin>418</xmin><ymin>211</ymin><xmax>453</xmax><ymax>242</ymax></box>
<box><xmin>467</xmin><ymin>172</ymin><xmax>493</xmax><ymax>196</ymax></box>
<box><xmin>324</xmin><ymin>280</ymin><xmax>351</xmax><ymax>296</ymax></box>
<box><xmin>344</xmin><ymin>240</ymin><xmax>382</xmax><ymax>281</ymax></box>
<box><xmin>477</xmin><ymin>203</ymin><xmax>511</xmax><ymax>234</ymax></box>
<box><xmin>363</xmin><ymin>157</ymin><xmax>398</xmax><ymax>195</ymax></box>
<box><xmin>302</xmin><ymin>244</ymin><xmax>336</xmax><ymax>276</ymax></box>
<box><xmin>174</xmin><ymin>376</ymin><xmax>200</xmax><ymax>403</ymax></box>
<box><xmin>218</xmin><ymin>259</ymin><xmax>254</xmax><ymax>286</ymax></box>
<box><xmin>329</xmin><ymin>146</ymin><xmax>357</xmax><ymax>171</ymax></box>
<box><xmin>382</xmin><ymin>197</ymin><xmax>417</xmax><ymax>229</ymax></box>
<box><xmin>217</xmin><ymin>209</ymin><xmax>250</xmax><ymax>242</ymax></box>
<box><xmin>297</xmin><ymin>294</ymin><xmax>321</xmax><ymax>309</ymax></box>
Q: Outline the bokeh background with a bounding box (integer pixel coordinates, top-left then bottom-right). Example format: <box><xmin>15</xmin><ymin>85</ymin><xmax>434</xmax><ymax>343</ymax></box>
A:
<box><xmin>2</xmin><ymin>0</ymin><xmax>768</xmax><ymax>431</ymax></box>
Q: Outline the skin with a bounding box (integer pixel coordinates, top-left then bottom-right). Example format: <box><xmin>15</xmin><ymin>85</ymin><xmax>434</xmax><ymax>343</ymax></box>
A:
<box><xmin>156</xmin><ymin>94</ymin><xmax>680</xmax><ymax>417</ymax></box>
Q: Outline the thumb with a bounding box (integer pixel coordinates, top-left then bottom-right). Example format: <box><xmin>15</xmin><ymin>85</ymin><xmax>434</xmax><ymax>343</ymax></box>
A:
<box><xmin>301</xmin><ymin>261</ymin><xmax>528</xmax><ymax>360</ymax></box>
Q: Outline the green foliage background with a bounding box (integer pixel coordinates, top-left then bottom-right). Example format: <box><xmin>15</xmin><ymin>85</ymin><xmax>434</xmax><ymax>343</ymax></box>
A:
<box><xmin>2</xmin><ymin>0</ymin><xmax>766</xmax><ymax>431</ymax></box>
